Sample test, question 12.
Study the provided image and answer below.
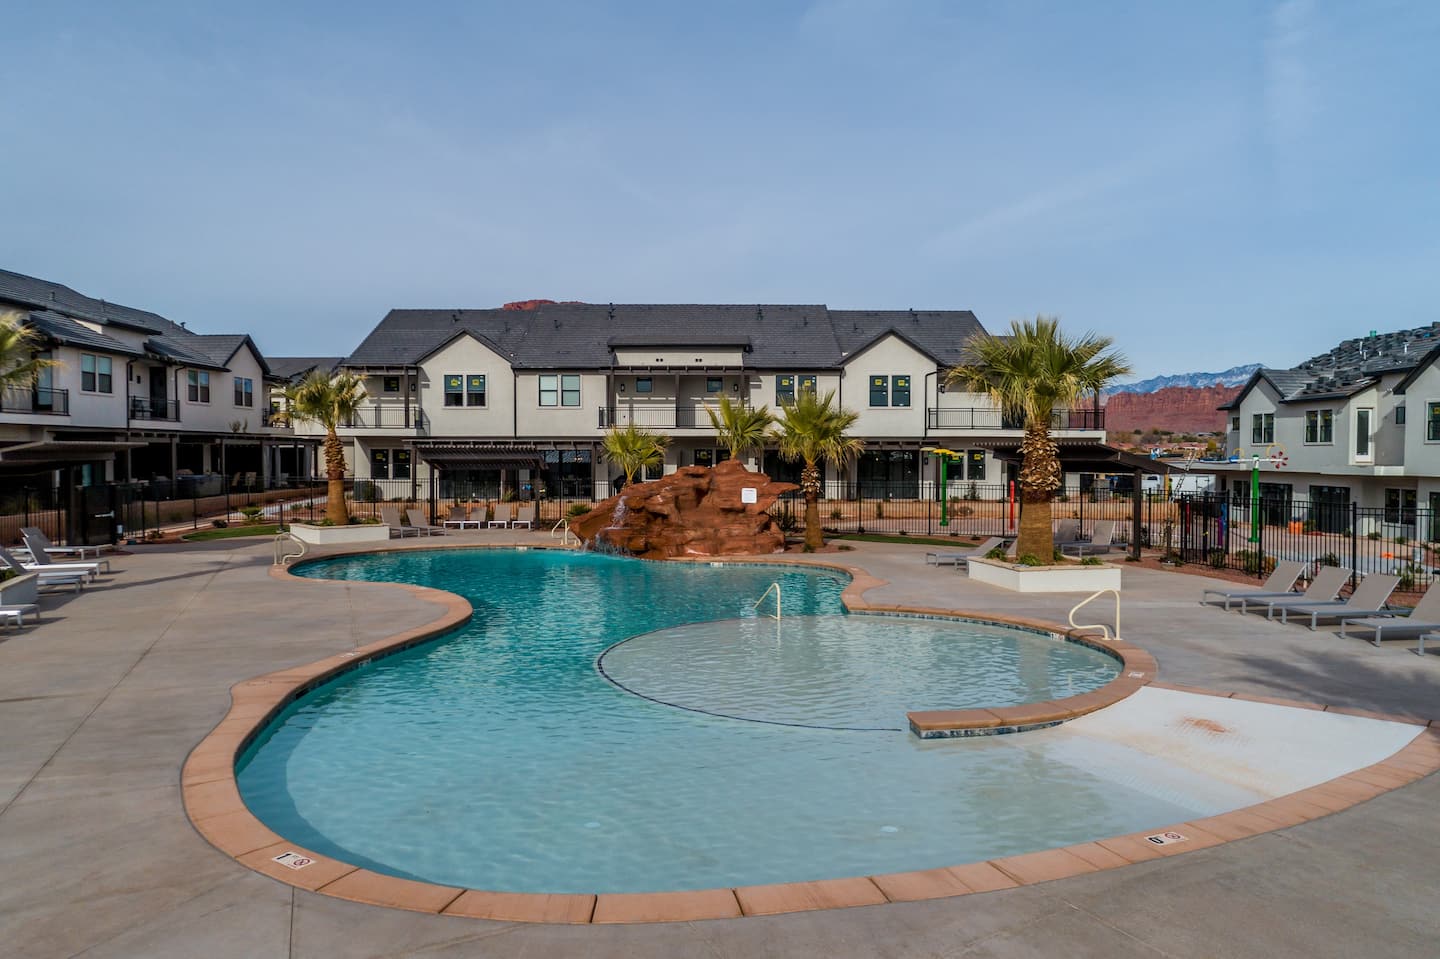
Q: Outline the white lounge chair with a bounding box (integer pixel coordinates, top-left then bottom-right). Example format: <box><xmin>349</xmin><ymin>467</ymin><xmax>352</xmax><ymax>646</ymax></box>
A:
<box><xmin>379</xmin><ymin>505</ymin><xmax>420</xmax><ymax>538</ymax></box>
<box><xmin>19</xmin><ymin>527</ymin><xmax>109</xmax><ymax>565</ymax></box>
<box><xmin>1241</xmin><ymin>566</ymin><xmax>1351</xmax><ymax>619</ymax></box>
<box><xmin>488</xmin><ymin>504</ymin><xmax>513</xmax><ymax>529</ymax></box>
<box><xmin>1339</xmin><ymin>582</ymin><xmax>1440</xmax><ymax>647</ymax></box>
<box><xmin>1279</xmin><ymin>573</ymin><xmax>1400</xmax><ymax>630</ymax></box>
<box><xmin>510</xmin><ymin>505</ymin><xmax>535</xmax><ymax>530</ymax></box>
<box><xmin>442</xmin><ymin>505</ymin><xmax>481</xmax><ymax>530</ymax></box>
<box><xmin>20</xmin><ymin>531</ymin><xmax>106</xmax><ymax>578</ymax></box>
<box><xmin>0</xmin><ymin>548</ymin><xmax>85</xmax><ymax>592</ymax></box>
<box><xmin>405</xmin><ymin>508</ymin><xmax>445</xmax><ymax>536</ymax></box>
<box><xmin>1200</xmin><ymin>560</ymin><xmax>1307</xmax><ymax>611</ymax></box>
<box><xmin>926</xmin><ymin>537</ymin><xmax>1006</xmax><ymax>566</ymax></box>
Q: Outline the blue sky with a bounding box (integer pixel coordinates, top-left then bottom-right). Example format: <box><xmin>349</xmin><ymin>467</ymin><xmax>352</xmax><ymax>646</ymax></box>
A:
<box><xmin>2</xmin><ymin>1</ymin><xmax>1436</xmax><ymax>379</ymax></box>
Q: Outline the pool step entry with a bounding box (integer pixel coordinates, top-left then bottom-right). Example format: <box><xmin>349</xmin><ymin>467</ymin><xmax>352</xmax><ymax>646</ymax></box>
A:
<box><xmin>753</xmin><ymin>582</ymin><xmax>781</xmax><ymax>620</ymax></box>
<box><xmin>1068</xmin><ymin>587</ymin><xmax>1121</xmax><ymax>641</ymax></box>
<box><xmin>272</xmin><ymin>530</ymin><xmax>306</xmax><ymax>566</ymax></box>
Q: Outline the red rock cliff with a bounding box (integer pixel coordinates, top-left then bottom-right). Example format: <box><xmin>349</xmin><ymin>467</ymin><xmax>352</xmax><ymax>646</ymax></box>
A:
<box><xmin>1104</xmin><ymin>385</ymin><xmax>1241</xmax><ymax>435</ymax></box>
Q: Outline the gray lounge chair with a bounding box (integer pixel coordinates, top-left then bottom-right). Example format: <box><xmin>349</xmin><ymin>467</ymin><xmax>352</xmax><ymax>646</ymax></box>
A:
<box><xmin>442</xmin><ymin>505</ymin><xmax>480</xmax><ymax>530</ymax></box>
<box><xmin>379</xmin><ymin>505</ymin><xmax>420</xmax><ymax>538</ymax></box>
<box><xmin>0</xmin><ymin>570</ymin><xmax>40</xmax><ymax>625</ymax></box>
<box><xmin>511</xmin><ymin>505</ymin><xmax>535</xmax><ymax>530</ymax></box>
<box><xmin>0</xmin><ymin>548</ymin><xmax>85</xmax><ymax>592</ymax></box>
<box><xmin>1052</xmin><ymin>519</ymin><xmax>1079</xmax><ymax>544</ymax></box>
<box><xmin>925</xmin><ymin>537</ymin><xmax>1006</xmax><ymax>566</ymax></box>
<box><xmin>1200</xmin><ymin>560</ymin><xmax>1307</xmax><ymax>611</ymax></box>
<box><xmin>1279</xmin><ymin>573</ymin><xmax>1400</xmax><ymax>629</ymax></box>
<box><xmin>1061</xmin><ymin>520</ymin><xmax>1116</xmax><ymax>558</ymax></box>
<box><xmin>19</xmin><ymin>527</ymin><xmax>109</xmax><ymax>565</ymax></box>
<box><xmin>1241</xmin><ymin>566</ymin><xmax>1351</xmax><ymax>619</ymax></box>
<box><xmin>20</xmin><ymin>531</ymin><xmax>105</xmax><ymax>578</ymax></box>
<box><xmin>1338</xmin><ymin>582</ymin><xmax>1440</xmax><ymax>647</ymax></box>
<box><xmin>488</xmin><ymin>504</ymin><xmax>513</xmax><ymax>529</ymax></box>
<box><xmin>405</xmin><ymin>508</ymin><xmax>445</xmax><ymax>536</ymax></box>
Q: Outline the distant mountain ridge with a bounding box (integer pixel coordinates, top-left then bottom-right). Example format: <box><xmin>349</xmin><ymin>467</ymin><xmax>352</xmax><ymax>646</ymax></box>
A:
<box><xmin>1106</xmin><ymin>363</ymin><xmax>1261</xmax><ymax>396</ymax></box>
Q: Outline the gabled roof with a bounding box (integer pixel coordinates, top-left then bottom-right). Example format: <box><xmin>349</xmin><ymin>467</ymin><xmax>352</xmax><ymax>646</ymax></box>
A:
<box><xmin>145</xmin><ymin>335</ymin><xmax>228</xmax><ymax>370</ymax></box>
<box><xmin>22</xmin><ymin>309</ymin><xmax>143</xmax><ymax>357</ymax></box>
<box><xmin>342</xmin><ymin>304</ymin><xmax>986</xmax><ymax>371</ymax></box>
<box><xmin>267</xmin><ymin>356</ymin><xmax>343</xmax><ymax>381</ymax></box>
<box><xmin>184</xmin><ymin>334</ymin><xmax>273</xmax><ymax>376</ymax></box>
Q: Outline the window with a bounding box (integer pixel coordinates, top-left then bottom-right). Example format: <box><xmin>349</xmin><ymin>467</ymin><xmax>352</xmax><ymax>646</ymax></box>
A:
<box><xmin>444</xmin><ymin>374</ymin><xmax>464</xmax><ymax>407</ymax></box>
<box><xmin>1355</xmin><ymin>408</ymin><xmax>1373</xmax><ymax>459</ymax></box>
<box><xmin>234</xmin><ymin>377</ymin><xmax>254</xmax><ymax>407</ymax></box>
<box><xmin>1428</xmin><ymin>403</ymin><xmax>1440</xmax><ymax>441</ymax></box>
<box><xmin>634</xmin><ymin>377</ymin><xmax>652</xmax><ymax>394</ymax></box>
<box><xmin>383</xmin><ymin>376</ymin><xmax>400</xmax><ymax>393</ymax></box>
<box><xmin>80</xmin><ymin>354</ymin><xmax>112</xmax><ymax>393</ymax></box>
<box><xmin>539</xmin><ymin>375</ymin><xmax>558</xmax><ymax>407</ymax></box>
<box><xmin>869</xmin><ymin>376</ymin><xmax>888</xmax><ymax>407</ymax></box>
<box><xmin>891</xmin><ymin>375</ymin><xmax>911</xmax><ymax>407</ymax></box>
<box><xmin>1230</xmin><ymin>416</ymin><xmax>1240</xmax><ymax>432</ymax></box>
<box><xmin>540</xmin><ymin>374</ymin><xmax>580</xmax><ymax>407</ymax></box>
<box><xmin>393</xmin><ymin>449</ymin><xmax>411</xmax><ymax>479</ymax></box>
<box><xmin>562</xmin><ymin>374</ymin><xmax>580</xmax><ymax>407</ymax></box>
<box><xmin>1304</xmin><ymin>409</ymin><xmax>1332</xmax><ymax>444</ymax></box>
<box><xmin>706</xmin><ymin>377</ymin><xmax>723</xmax><ymax>393</ymax></box>
<box><xmin>966</xmin><ymin>449</ymin><xmax>986</xmax><ymax>481</ymax></box>
<box><xmin>1395</xmin><ymin>406</ymin><xmax>1406</xmax><ymax>425</ymax></box>
<box><xmin>1251</xmin><ymin>412</ymin><xmax>1274</xmax><ymax>444</ymax></box>
<box><xmin>187</xmin><ymin>370</ymin><xmax>210</xmax><ymax>403</ymax></box>
<box><xmin>370</xmin><ymin>448</ymin><xmax>390</xmax><ymax>479</ymax></box>
<box><xmin>693</xmin><ymin>448</ymin><xmax>715</xmax><ymax>467</ymax></box>
<box><xmin>776</xmin><ymin>375</ymin><xmax>795</xmax><ymax>405</ymax></box>
<box><xmin>1385</xmin><ymin>488</ymin><xmax>1417</xmax><ymax>525</ymax></box>
<box><xmin>466</xmin><ymin>375</ymin><xmax>486</xmax><ymax>407</ymax></box>
<box><xmin>644</xmin><ymin>462</ymin><xmax>664</xmax><ymax>481</ymax></box>
<box><xmin>799</xmin><ymin>375</ymin><xmax>817</xmax><ymax>396</ymax></box>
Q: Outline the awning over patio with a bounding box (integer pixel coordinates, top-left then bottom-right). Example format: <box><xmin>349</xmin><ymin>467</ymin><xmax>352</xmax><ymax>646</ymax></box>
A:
<box><xmin>969</xmin><ymin>438</ymin><xmax>1182</xmax><ymax>475</ymax></box>
<box><xmin>411</xmin><ymin>443</ymin><xmax>546</xmax><ymax>471</ymax></box>
<box><xmin>0</xmin><ymin>439</ymin><xmax>147</xmax><ymax>471</ymax></box>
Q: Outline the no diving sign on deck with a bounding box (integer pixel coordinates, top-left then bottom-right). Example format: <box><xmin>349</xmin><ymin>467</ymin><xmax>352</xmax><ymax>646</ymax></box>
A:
<box><xmin>1146</xmin><ymin>831</ymin><xmax>1188</xmax><ymax>846</ymax></box>
<box><xmin>273</xmin><ymin>851</ymin><xmax>315</xmax><ymax>869</ymax></box>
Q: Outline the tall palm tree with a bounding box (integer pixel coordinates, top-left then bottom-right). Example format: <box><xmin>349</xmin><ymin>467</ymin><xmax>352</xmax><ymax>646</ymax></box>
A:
<box><xmin>773</xmin><ymin>389</ymin><xmax>863</xmax><ymax>551</ymax></box>
<box><xmin>602</xmin><ymin>423</ymin><xmax>670</xmax><ymax>487</ymax></box>
<box><xmin>704</xmin><ymin>395</ymin><xmax>773</xmax><ymax>463</ymax></box>
<box><xmin>285</xmin><ymin>371</ymin><xmax>366</xmax><ymax>525</ymax></box>
<box><xmin>947</xmin><ymin>316</ymin><xmax>1130</xmax><ymax>561</ymax></box>
<box><xmin>0</xmin><ymin>310</ymin><xmax>59</xmax><ymax>392</ymax></box>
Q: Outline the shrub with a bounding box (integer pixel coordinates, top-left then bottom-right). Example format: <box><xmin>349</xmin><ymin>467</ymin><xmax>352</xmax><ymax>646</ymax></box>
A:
<box><xmin>829</xmin><ymin>506</ymin><xmax>843</xmax><ymax>521</ymax></box>
<box><xmin>212</xmin><ymin>519</ymin><xmax>229</xmax><ymax>529</ymax></box>
<box><xmin>874</xmin><ymin>502</ymin><xmax>884</xmax><ymax>519</ymax></box>
<box><xmin>1052</xmin><ymin>546</ymin><xmax>1064</xmax><ymax>563</ymax></box>
<box><xmin>964</xmin><ymin>482</ymin><xmax>980</xmax><ymax>501</ymax></box>
<box><xmin>1396</xmin><ymin>535</ymin><xmax>1409</xmax><ymax>546</ymax></box>
<box><xmin>1080</xmin><ymin>557</ymin><xmax>1103</xmax><ymax>566</ymax></box>
<box><xmin>952</xmin><ymin>505</ymin><xmax>974</xmax><ymax>517</ymax></box>
<box><xmin>566</xmin><ymin>502</ymin><xmax>591</xmax><ymax>519</ymax></box>
<box><xmin>985</xmin><ymin>546</ymin><xmax>1008</xmax><ymax>559</ymax></box>
<box><xmin>1233</xmin><ymin>549</ymin><xmax>1277</xmax><ymax>575</ymax></box>
<box><xmin>1398</xmin><ymin>562</ymin><xmax>1421</xmax><ymax>591</ymax></box>
<box><xmin>1318</xmin><ymin>552</ymin><xmax>1339</xmax><ymax>567</ymax></box>
<box><xmin>1367</xmin><ymin>531</ymin><xmax>1382</xmax><ymax>540</ymax></box>
<box><xmin>777</xmin><ymin>507</ymin><xmax>798</xmax><ymax>532</ymax></box>
<box><xmin>1017</xmin><ymin>553</ymin><xmax>1046</xmax><ymax>567</ymax></box>
<box><xmin>1207</xmin><ymin>548</ymin><xmax>1226</xmax><ymax>568</ymax></box>
<box><xmin>239</xmin><ymin>505</ymin><xmax>263</xmax><ymax>526</ymax></box>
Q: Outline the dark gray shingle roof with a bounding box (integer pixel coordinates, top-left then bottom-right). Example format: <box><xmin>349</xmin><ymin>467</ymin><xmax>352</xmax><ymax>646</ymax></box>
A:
<box><xmin>23</xmin><ymin>310</ymin><xmax>144</xmax><ymax>356</ymax></box>
<box><xmin>268</xmin><ymin>356</ymin><xmax>343</xmax><ymax>380</ymax></box>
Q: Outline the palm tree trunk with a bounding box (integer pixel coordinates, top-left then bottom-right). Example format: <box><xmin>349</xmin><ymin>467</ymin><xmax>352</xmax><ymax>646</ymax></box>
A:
<box><xmin>801</xmin><ymin>462</ymin><xmax>823</xmax><ymax>551</ymax></box>
<box><xmin>1016</xmin><ymin>422</ymin><xmax>1061</xmax><ymax>560</ymax></box>
<box><xmin>323</xmin><ymin>429</ymin><xmax>349</xmax><ymax>526</ymax></box>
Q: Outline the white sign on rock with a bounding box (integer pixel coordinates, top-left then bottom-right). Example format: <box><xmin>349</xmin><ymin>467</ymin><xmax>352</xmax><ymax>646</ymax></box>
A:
<box><xmin>740</xmin><ymin>487</ymin><xmax>758</xmax><ymax>504</ymax></box>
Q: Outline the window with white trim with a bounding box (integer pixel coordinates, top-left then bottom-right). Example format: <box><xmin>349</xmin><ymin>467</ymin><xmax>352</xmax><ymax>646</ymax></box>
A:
<box><xmin>80</xmin><ymin>354</ymin><xmax>113</xmax><ymax>393</ymax></box>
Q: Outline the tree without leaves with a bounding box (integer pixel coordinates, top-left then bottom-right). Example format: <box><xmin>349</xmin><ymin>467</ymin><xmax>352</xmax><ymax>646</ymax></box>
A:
<box><xmin>947</xmin><ymin>316</ymin><xmax>1131</xmax><ymax>561</ymax></box>
<box><xmin>772</xmin><ymin>389</ymin><xmax>864</xmax><ymax>551</ymax></box>
<box><xmin>704</xmin><ymin>395</ymin><xmax>774</xmax><ymax>462</ymax></box>
<box><xmin>602</xmin><ymin>423</ymin><xmax>670</xmax><ymax>487</ymax></box>
<box><xmin>284</xmin><ymin>371</ymin><xmax>366</xmax><ymax>525</ymax></box>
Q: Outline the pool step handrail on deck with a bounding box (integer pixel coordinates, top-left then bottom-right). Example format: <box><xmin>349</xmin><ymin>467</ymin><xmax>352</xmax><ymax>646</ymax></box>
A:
<box><xmin>273</xmin><ymin>531</ymin><xmax>306</xmax><ymax>566</ymax></box>
<box><xmin>1068</xmin><ymin>587</ymin><xmax>1121</xmax><ymax>641</ymax></box>
<box><xmin>550</xmin><ymin>518</ymin><xmax>574</xmax><ymax>546</ymax></box>
<box><xmin>753</xmin><ymin>582</ymin><xmax>781</xmax><ymax>621</ymax></box>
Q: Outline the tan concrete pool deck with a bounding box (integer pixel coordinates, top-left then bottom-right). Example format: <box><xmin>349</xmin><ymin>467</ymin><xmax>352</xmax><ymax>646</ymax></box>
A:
<box><xmin>4</xmin><ymin>534</ymin><xmax>1440</xmax><ymax>957</ymax></box>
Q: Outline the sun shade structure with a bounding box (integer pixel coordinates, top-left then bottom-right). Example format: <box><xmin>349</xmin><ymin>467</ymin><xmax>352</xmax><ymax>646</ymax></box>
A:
<box><xmin>411</xmin><ymin>443</ymin><xmax>546</xmax><ymax>471</ymax></box>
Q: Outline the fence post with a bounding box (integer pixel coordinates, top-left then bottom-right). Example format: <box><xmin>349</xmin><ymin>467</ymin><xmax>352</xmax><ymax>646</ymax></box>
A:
<box><xmin>192</xmin><ymin>483</ymin><xmax>199</xmax><ymax>530</ymax></box>
<box><xmin>1350</xmin><ymin>502</ymin><xmax>1359</xmax><ymax>588</ymax></box>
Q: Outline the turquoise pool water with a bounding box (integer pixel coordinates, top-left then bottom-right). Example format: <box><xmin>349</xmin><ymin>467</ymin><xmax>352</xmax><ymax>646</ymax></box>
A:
<box><xmin>237</xmin><ymin>550</ymin><xmax>1218</xmax><ymax>894</ymax></box>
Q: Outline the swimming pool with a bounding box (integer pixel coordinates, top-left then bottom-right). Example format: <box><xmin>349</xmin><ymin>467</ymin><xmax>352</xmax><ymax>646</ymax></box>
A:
<box><xmin>236</xmin><ymin>549</ymin><xmax>1231</xmax><ymax>894</ymax></box>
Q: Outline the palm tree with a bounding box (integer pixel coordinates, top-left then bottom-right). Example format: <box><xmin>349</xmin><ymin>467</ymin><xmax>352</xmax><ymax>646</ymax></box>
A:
<box><xmin>773</xmin><ymin>389</ymin><xmax>863</xmax><ymax>551</ymax></box>
<box><xmin>602</xmin><ymin>423</ymin><xmax>670</xmax><ymax>487</ymax></box>
<box><xmin>285</xmin><ymin>371</ymin><xmax>366</xmax><ymax>525</ymax></box>
<box><xmin>704</xmin><ymin>395</ymin><xmax>773</xmax><ymax>463</ymax></box>
<box><xmin>946</xmin><ymin>316</ymin><xmax>1130</xmax><ymax>561</ymax></box>
<box><xmin>0</xmin><ymin>310</ymin><xmax>59</xmax><ymax>392</ymax></box>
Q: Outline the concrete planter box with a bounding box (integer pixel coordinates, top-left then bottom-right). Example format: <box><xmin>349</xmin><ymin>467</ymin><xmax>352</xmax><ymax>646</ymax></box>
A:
<box><xmin>968</xmin><ymin>557</ymin><xmax>1121</xmax><ymax>593</ymax></box>
<box><xmin>288</xmin><ymin>523</ymin><xmax>391</xmax><ymax>547</ymax></box>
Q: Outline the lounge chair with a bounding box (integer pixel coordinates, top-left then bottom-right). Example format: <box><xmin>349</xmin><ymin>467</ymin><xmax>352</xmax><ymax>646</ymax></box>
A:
<box><xmin>1240</xmin><ymin>566</ymin><xmax>1351</xmax><ymax>619</ymax></box>
<box><xmin>1339</xmin><ymin>582</ymin><xmax>1440</xmax><ymax>647</ymax></box>
<box><xmin>379</xmin><ymin>505</ymin><xmax>420</xmax><ymax>538</ymax></box>
<box><xmin>0</xmin><ymin>570</ymin><xmax>40</xmax><ymax>625</ymax></box>
<box><xmin>511</xmin><ymin>505</ymin><xmax>535</xmax><ymax>530</ymax></box>
<box><xmin>488</xmin><ymin>504</ymin><xmax>513</xmax><ymax>529</ymax></box>
<box><xmin>1279</xmin><ymin>573</ymin><xmax>1400</xmax><ymax>629</ymax></box>
<box><xmin>405</xmin><ymin>507</ymin><xmax>445</xmax><ymax>536</ymax></box>
<box><xmin>21</xmin><ymin>530</ymin><xmax>108</xmax><ymax>576</ymax></box>
<box><xmin>442</xmin><ymin>505</ymin><xmax>480</xmax><ymax>530</ymax></box>
<box><xmin>1200</xmin><ymin>560</ymin><xmax>1307</xmax><ymax>611</ymax></box>
<box><xmin>19</xmin><ymin>527</ymin><xmax>109</xmax><ymax>566</ymax></box>
<box><xmin>926</xmin><ymin>537</ymin><xmax>1006</xmax><ymax>566</ymax></box>
<box><xmin>0</xmin><ymin>548</ymin><xmax>86</xmax><ymax>592</ymax></box>
<box><xmin>1061</xmin><ymin>520</ymin><xmax>1116</xmax><ymax>558</ymax></box>
<box><xmin>1053</xmin><ymin>519</ymin><xmax>1079</xmax><ymax>544</ymax></box>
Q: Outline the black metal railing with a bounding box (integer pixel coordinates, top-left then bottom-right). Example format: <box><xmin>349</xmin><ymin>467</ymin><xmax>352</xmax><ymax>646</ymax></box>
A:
<box><xmin>129</xmin><ymin>398</ymin><xmax>180</xmax><ymax>421</ymax></box>
<box><xmin>1</xmin><ymin>387</ymin><xmax>70</xmax><ymax>415</ymax></box>
<box><xmin>342</xmin><ymin>406</ymin><xmax>425</xmax><ymax>430</ymax></box>
<box><xmin>599</xmin><ymin>405</ymin><xmax>725</xmax><ymax>429</ymax></box>
<box><xmin>925</xmin><ymin>407</ymin><xmax>1103</xmax><ymax>431</ymax></box>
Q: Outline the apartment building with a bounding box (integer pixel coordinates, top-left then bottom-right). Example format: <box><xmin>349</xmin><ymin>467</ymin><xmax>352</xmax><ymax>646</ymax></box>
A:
<box><xmin>1219</xmin><ymin>322</ymin><xmax>1440</xmax><ymax>536</ymax></box>
<box><xmin>0</xmin><ymin>268</ymin><xmax>306</xmax><ymax>490</ymax></box>
<box><xmin>292</xmin><ymin>302</ymin><xmax>1106</xmax><ymax>500</ymax></box>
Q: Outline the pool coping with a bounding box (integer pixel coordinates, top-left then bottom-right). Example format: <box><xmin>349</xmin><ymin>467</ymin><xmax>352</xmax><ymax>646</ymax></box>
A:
<box><xmin>180</xmin><ymin>543</ymin><xmax>1440</xmax><ymax>924</ymax></box>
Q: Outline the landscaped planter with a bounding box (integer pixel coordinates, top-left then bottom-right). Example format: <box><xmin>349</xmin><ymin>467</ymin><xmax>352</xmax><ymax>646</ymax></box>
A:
<box><xmin>287</xmin><ymin>523</ymin><xmax>392</xmax><ymax>546</ymax></box>
<box><xmin>967</xmin><ymin>556</ymin><xmax>1121</xmax><ymax>593</ymax></box>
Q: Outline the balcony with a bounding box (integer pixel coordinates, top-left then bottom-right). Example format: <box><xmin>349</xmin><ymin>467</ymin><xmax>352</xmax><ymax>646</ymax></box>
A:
<box><xmin>599</xmin><ymin>404</ymin><xmax>724</xmax><ymax>429</ymax></box>
<box><xmin>130</xmin><ymin>398</ymin><xmax>181</xmax><ymax>422</ymax></box>
<box><xmin>927</xmin><ymin>407</ymin><xmax>1104</xmax><ymax>431</ymax></box>
<box><xmin>342</xmin><ymin>406</ymin><xmax>426</xmax><ymax>431</ymax></box>
<box><xmin>0</xmin><ymin>387</ymin><xmax>69</xmax><ymax>416</ymax></box>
